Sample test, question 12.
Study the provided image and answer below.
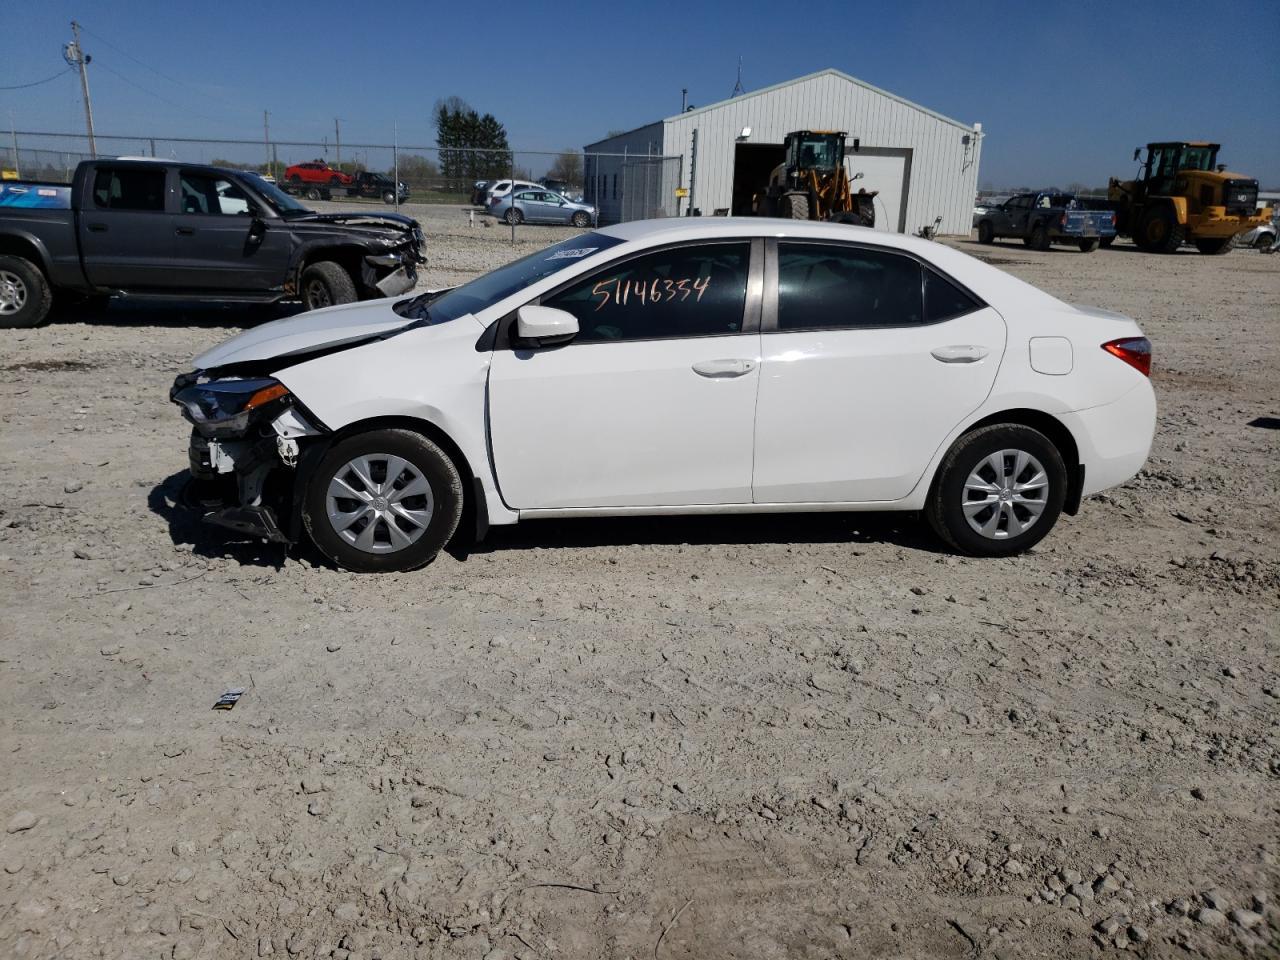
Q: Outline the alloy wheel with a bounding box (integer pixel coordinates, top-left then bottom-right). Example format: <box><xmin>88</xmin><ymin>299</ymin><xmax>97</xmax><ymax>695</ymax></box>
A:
<box><xmin>326</xmin><ymin>453</ymin><xmax>435</xmax><ymax>554</ymax></box>
<box><xmin>962</xmin><ymin>449</ymin><xmax>1049</xmax><ymax>539</ymax></box>
<box><xmin>0</xmin><ymin>270</ymin><xmax>28</xmax><ymax>316</ymax></box>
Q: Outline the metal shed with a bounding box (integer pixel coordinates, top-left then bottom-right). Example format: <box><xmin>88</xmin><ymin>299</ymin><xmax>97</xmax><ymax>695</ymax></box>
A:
<box><xmin>585</xmin><ymin>68</ymin><xmax>983</xmax><ymax>235</ymax></box>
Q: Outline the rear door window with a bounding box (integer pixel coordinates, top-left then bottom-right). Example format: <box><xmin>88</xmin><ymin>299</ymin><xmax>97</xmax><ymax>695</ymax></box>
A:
<box><xmin>91</xmin><ymin>167</ymin><xmax>167</xmax><ymax>211</ymax></box>
<box><xmin>776</xmin><ymin>242</ymin><xmax>923</xmax><ymax>329</ymax></box>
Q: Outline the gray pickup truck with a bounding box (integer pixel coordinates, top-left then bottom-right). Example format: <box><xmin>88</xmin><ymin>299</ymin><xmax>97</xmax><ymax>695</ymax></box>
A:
<box><xmin>0</xmin><ymin>159</ymin><xmax>424</xmax><ymax>329</ymax></box>
<box><xmin>975</xmin><ymin>191</ymin><xmax>1116</xmax><ymax>252</ymax></box>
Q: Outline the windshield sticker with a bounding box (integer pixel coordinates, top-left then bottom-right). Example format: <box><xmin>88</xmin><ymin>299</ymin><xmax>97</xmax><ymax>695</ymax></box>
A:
<box><xmin>591</xmin><ymin>277</ymin><xmax>710</xmax><ymax>311</ymax></box>
<box><xmin>546</xmin><ymin>247</ymin><xmax>598</xmax><ymax>261</ymax></box>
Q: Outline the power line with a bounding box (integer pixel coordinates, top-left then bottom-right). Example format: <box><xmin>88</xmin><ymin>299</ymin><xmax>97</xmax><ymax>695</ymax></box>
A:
<box><xmin>0</xmin><ymin>67</ymin><xmax>75</xmax><ymax>91</ymax></box>
<box><xmin>91</xmin><ymin>60</ymin><xmax>230</xmax><ymax>126</ymax></box>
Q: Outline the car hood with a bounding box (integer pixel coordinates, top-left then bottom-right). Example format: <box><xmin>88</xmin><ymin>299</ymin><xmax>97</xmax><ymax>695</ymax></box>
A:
<box><xmin>193</xmin><ymin>301</ymin><xmax>412</xmax><ymax>370</ymax></box>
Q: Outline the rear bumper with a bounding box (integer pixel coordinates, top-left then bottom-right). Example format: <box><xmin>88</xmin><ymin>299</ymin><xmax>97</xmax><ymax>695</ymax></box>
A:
<box><xmin>1061</xmin><ymin>380</ymin><xmax>1157</xmax><ymax>497</ymax></box>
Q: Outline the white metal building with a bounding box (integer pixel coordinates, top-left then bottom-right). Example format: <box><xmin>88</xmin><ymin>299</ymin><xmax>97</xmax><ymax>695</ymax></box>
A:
<box><xmin>585</xmin><ymin>68</ymin><xmax>983</xmax><ymax>234</ymax></box>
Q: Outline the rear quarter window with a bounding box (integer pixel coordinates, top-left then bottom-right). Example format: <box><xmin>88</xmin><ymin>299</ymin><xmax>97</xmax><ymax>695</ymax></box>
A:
<box><xmin>924</xmin><ymin>268</ymin><xmax>982</xmax><ymax>323</ymax></box>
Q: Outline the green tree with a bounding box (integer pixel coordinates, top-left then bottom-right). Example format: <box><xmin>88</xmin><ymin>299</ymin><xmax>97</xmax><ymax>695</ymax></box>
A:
<box><xmin>435</xmin><ymin>97</ymin><xmax>511</xmax><ymax>189</ymax></box>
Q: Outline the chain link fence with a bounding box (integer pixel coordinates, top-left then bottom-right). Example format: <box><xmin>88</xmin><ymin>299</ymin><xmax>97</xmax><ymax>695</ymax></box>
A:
<box><xmin>2</xmin><ymin>131</ymin><xmax>683</xmax><ymax>224</ymax></box>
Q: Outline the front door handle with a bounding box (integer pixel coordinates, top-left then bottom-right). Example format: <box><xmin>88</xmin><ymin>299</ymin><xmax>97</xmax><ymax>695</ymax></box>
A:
<box><xmin>692</xmin><ymin>358</ymin><xmax>755</xmax><ymax>378</ymax></box>
<box><xmin>176</xmin><ymin>227</ymin><xmax>196</xmax><ymax>236</ymax></box>
<box><xmin>931</xmin><ymin>345</ymin><xmax>989</xmax><ymax>364</ymax></box>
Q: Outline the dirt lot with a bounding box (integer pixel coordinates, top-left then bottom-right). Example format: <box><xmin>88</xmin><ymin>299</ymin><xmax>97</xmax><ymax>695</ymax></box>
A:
<box><xmin>1</xmin><ymin>207</ymin><xmax>1277</xmax><ymax>960</ymax></box>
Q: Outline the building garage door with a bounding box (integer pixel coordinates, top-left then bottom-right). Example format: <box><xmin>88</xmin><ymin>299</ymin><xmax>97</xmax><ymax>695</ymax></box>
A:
<box><xmin>846</xmin><ymin>149</ymin><xmax>911</xmax><ymax>233</ymax></box>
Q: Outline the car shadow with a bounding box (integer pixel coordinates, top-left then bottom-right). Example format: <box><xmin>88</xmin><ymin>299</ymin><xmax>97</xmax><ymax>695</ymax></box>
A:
<box><xmin>151</xmin><ymin>468</ymin><xmax>946</xmax><ymax>570</ymax></box>
<box><xmin>49</xmin><ymin>298</ymin><xmax>304</xmax><ymax>330</ymax></box>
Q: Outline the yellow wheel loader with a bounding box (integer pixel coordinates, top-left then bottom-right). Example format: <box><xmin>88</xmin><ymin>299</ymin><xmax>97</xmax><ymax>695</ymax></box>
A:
<box><xmin>756</xmin><ymin>131</ymin><xmax>877</xmax><ymax>227</ymax></box>
<box><xmin>1110</xmin><ymin>142</ymin><xmax>1272</xmax><ymax>254</ymax></box>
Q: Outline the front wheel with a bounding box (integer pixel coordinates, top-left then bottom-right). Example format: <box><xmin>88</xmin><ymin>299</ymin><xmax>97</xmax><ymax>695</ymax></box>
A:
<box><xmin>1138</xmin><ymin>205</ymin><xmax>1184</xmax><ymax>254</ymax></box>
<box><xmin>505</xmin><ymin>207</ymin><xmax>523</xmax><ymax>225</ymax></box>
<box><xmin>305</xmin><ymin>187</ymin><xmax>321</xmax><ymax>201</ymax></box>
<box><xmin>382</xmin><ymin>191</ymin><xmax>396</xmax><ymax>204</ymax></box>
<box><xmin>977</xmin><ymin>220</ymin><xmax>995</xmax><ymax>244</ymax></box>
<box><xmin>0</xmin><ymin>256</ymin><xmax>53</xmax><ymax>329</ymax></box>
<box><xmin>926</xmin><ymin>424</ymin><xmax>1067</xmax><ymax>557</ymax></box>
<box><xmin>300</xmin><ymin>261</ymin><xmax>357</xmax><ymax>311</ymax></box>
<box><xmin>571</xmin><ymin>210</ymin><xmax>591</xmax><ymax>228</ymax></box>
<box><xmin>303</xmin><ymin>429</ymin><xmax>464</xmax><ymax>573</ymax></box>
<box><xmin>1255</xmin><ymin>232</ymin><xmax>1276</xmax><ymax>250</ymax></box>
<box><xmin>1194</xmin><ymin>237</ymin><xmax>1232</xmax><ymax>255</ymax></box>
<box><xmin>778</xmin><ymin>192</ymin><xmax>810</xmax><ymax>220</ymax></box>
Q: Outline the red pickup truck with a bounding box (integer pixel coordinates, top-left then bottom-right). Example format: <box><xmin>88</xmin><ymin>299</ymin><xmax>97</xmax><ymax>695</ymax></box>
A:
<box><xmin>284</xmin><ymin>161</ymin><xmax>353</xmax><ymax>187</ymax></box>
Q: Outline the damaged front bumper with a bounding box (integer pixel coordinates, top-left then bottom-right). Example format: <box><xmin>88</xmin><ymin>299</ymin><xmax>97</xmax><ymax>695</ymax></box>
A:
<box><xmin>174</xmin><ymin>373</ymin><xmax>328</xmax><ymax>544</ymax></box>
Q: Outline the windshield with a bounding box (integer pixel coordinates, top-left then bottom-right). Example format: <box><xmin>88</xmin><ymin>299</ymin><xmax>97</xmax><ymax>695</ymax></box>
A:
<box><xmin>394</xmin><ymin>232</ymin><xmax>624</xmax><ymax>324</ymax></box>
<box><xmin>792</xmin><ymin>135</ymin><xmax>841</xmax><ymax>170</ymax></box>
<box><xmin>248</xmin><ymin>176</ymin><xmax>310</xmax><ymax>215</ymax></box>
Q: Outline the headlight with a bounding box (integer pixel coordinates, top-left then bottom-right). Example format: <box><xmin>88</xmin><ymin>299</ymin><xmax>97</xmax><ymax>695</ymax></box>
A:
<box><xmin>173</xmin><ymin>377</ymin><xmax>291</xmax><ymax>437</ymax></box>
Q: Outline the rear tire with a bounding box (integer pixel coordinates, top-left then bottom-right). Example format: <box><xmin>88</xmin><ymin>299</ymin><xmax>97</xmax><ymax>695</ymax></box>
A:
<box><xmin>1099</xmin><ymin>235</ymin><xmax>1115</xmax><ymax>248</ymax></box>
<box><xmin>571</xmin><ymin>210</ymin><xmax>591</xmax><ymax>228</ymax></box>
<box><xmin>300</xmin><ymin>261</ymin><xmax>357</xmax><ymax>311</ymax></box>
<box><xmin>504</xmin><ymin>207</ymin><xmax>523</xmax><ymax>225</ymax></box>
<box><xmin>779</xmin><ymin>192</ymin><xmax>810</xmax><ymax>220</ymax></box>
<box><xmin>1029</xmin><ymin>222</ymin><xmax>1052</xmax><ymax>251</ymax></box>
<box><xmin>1078</xmin><ymin>237</ymin><xmax>1100</xmax><ymax>253</ymax></box>
<box><xmin>926</xmin><ymin>424</ymin><xmax>1067</xmax><ymax>557</ymax></box>
<box><xmin>977</xmin><ymin>220</ymin><xmax>995</xmax><ymax>244</ymax></box>
<box><xmin>1138</xmin><ymin>205</ymin><xmax>1184</xmax><ymax>254</ymax></box>
<box><xmin>0</xmin><ymin>256</ymin><xmax>53</xmax><ymax>329</ymax></box>
<box><xmin>1194</xmin><ymin>237</ymin><xmax>1232</xmax><ymax>255</ymax></box>
<box><xmin>305</xmin><ymin>187</ymin><xmax>321</xmax><ymax>201</ymax></box>
<box><xmin>303</xmin><ymin>429</ymin><xmax>463</xmax><ymax>573</ymax></box>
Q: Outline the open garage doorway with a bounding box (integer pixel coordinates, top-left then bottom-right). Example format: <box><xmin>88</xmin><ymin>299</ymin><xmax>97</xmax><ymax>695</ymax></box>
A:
<box><xmin>731</xmin><ymin>142</ymin><xmax>785</xmax><ymax>215</ymax></box>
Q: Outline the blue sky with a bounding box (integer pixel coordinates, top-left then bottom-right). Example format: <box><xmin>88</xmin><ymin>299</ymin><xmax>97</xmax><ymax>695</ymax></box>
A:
<box><xmin>3</xmin><ymin>0</ymin><xmax>1277</xmax><ymax>187</ymax></box>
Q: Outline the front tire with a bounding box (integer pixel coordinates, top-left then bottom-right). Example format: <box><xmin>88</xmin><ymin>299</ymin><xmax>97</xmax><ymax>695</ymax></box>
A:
<box><xmin>926</xmin><ymin>424</ymin><xmax>1067</xmax><ymax>557</ymax></box>
<box><xmin>977</xmin><ymin>220</ymin><xmax>995</xmax><ymax>244</ymax></box>
<box><xmin>571</xmin><ymin>210</ymin><xmax>591</xmax><ymax>228</ymax></box>
<box><xmin>303</xmin><ymin>429</ymin><xmax>464</xmax><ymax>573</ymax></box>
<box><xmin>305</xmin><ymin>187</ymin><xmax>322</xmax><ymax>201</ymax></box>
<box><xmin>504</xmin><ymin>207</ymin><xmax>523</xmax><ymax>225</ymax></box>
<box><xmin>1194</xmin><ymin>237</ymin><xmax>1232</xmax><ymax>255</ymax></box>
<box><xmin>382</xmin><ymin>191</ymin><xmax>396</xmax><ymax>204</ymax></box>
<box><xmin>300</xmin><ymin>261</ymin><xmax>357</xmax><ymax>311</ymax></box>
<box><xmin>1138</xmin><ymin>205</ymin><xmax>1184</xmax><ymax>254</ymax></box>
<box><xmin>0</xmin><ymin>256</ymin><xmax>53</xmax><ymax>329</ymax></box>
<box><xmin>779</xmin><ymin>192</ymin><xmax>810</xmax><ymax>220</ymax></box>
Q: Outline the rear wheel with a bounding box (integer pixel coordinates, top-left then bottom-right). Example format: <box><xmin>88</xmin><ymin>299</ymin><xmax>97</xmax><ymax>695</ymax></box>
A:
<box><xmin>504</xmin><ymin>207</ymin><xmax>523</xmax><ymax>225</ymax></box>
<box><xmin>927</xmin><ymin>424</ymin><xmax>1067</xmax><ymax>557</ymax></box>
<box><xmin>571</xmin><ymin>210</ymin><xmax>591</xmax><ymax>228</ymax></box>
<box><xmin>303</xmin><ymin>429</ymin><xmax>463</xmax><ymax>573</ymax></box>
<box><xmin>1194</xmin><ymin>237</ymin><xmax>1232</xmax><ymax>255</ymax></box>
<box><xmin>779</xmin><ymin>192</ymin><xmax>810</xmax><ymax>220</ymax></box>
<box><xmin>1099</xmin><ymin>235</ymin><xmax>1115</xmax><ymax>248</ymax></box>
<box><xmin>1138</xmin><ymin>205</ymin><xmax>1184</xmax><ymax>254</ymax></box>
<box><xmin>1029</xmin><ymin>222</ymin><xmax>1052</xmax><ymax>251</ymax></box>
<box><xmin>1078</xmin><ymin>237</ymin><xmax>1100</xmax><ymax>252</ymax></box>
<box><xmin>0</xmin><ymin>256</ymin><xmax>53</xmax><ymax>329</ymax></box>
<box><xmin>300</xmin><ymin>261</ymin><xmax>357</xmax><ymax>311</ymax></box>
<box><xmin>977</xmin><ymin>220</ymin><xmax>995</xmax><ymax>244</ymax></box>
<box><xmin>305</xmin><ymin>187</ymin><xmax>321</xmax><ymax>201</ymax></box>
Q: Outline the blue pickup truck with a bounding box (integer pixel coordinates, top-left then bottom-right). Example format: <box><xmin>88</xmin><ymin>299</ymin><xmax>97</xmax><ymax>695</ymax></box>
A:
<box><xmin>975</xmin><ymin>192</ymin><xmax>1117</xmax><ymax>252</ymax></box>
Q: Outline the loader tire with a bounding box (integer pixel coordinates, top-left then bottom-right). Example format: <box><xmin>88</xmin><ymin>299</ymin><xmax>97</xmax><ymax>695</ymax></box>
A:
<box><xmin>779</xmin><ymin>192</ymin><xmax>809</xmax><ymax>220</ymax></box>
<box><xmin>1138</xmin><ymin>205</ymin><xmax>1184</xmax><ymax>254</ymax></box>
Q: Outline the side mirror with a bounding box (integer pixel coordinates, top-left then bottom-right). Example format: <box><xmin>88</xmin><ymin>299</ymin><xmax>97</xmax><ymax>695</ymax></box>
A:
<box><xmin>851</xmin><ymin>171</ymin><xmax>864</xmax><ymax>181</ymax></box>
<box><xmin>516</xmin><ymin>305</ymin><xmax>579</xmax><ymax>346</ymax></box>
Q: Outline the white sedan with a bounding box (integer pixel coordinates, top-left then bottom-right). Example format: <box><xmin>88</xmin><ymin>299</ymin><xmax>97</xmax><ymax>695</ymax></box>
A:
<box><xmin>171</xmin><ymin>219</ymin><xmax>1156</xmax><ymax>573</ymax></box>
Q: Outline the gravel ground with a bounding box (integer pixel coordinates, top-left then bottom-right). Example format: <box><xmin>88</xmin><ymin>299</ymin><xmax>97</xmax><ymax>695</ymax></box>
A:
<box><xmin>0</xmin><ymin>208</ymin><xmax>1277</xmax><ymax>959</ymax></box>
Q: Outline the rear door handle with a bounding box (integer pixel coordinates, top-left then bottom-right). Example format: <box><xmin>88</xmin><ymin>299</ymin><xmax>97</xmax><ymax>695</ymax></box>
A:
<box><xmin>176</xmin><ymin>227</ymin><xmax>196</xmax><ymax>236</ymax></box>
<box><xmin>931</xmin><ymin>345</ymin><xmax>989</xmax><ymax>364</ymax></box>
<box><xmin>86</xmin><ymin>223</ymin><xmax>108</xmax><ymax>233</ymax></box>
<box><xmin>692</xmin><ymin>358</ymin><xmax>755</xmax><ymax>378</ymax></box>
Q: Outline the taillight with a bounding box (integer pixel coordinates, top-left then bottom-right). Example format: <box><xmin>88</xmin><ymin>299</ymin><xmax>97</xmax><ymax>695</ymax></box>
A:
<box><xmin>1060</xmin><ymin>212</ymin><xmax>1067</xmax><ymax>227</ymax></box>
<box><xmin>1110</xmin><ymin>213</ymin><xmax>1117</xmax><ymax>226</ymax></box>
<box><xmin>1102</xmin><ymin>337</ymin><xmax>1151</xmax><ymax>377</ymax></box>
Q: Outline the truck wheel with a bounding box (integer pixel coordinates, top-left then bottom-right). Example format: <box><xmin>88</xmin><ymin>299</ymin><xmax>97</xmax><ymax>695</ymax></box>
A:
<box><xmin>1138</xmin><ymin>205</ymin><xmax>1184</xmax><ymax>254</ymax></box>
<box><xmin>1029</xmin><ymin>222</ymin><xmax>1052</xmax><ymax>251</ymax></box>
<box><xmin>977</xmin><ymin>220</ymin><xmax>995</xmax><ymax>244</ymax></box>
<box><xmin>305</xmin><ymin>187</ymin><xmax>321</xmax><ymax>201</ymax></box>
<box><xmin>0</xmin><ymin>256</ymin><xmax>53</xmax><ymax>329</ymax></box>
<box><xmin>1099</xmin><ymin>235</ymin><xmax>1115</xmax><ymax>248</ymax></box>
<box><xmin>1078</xmin><ymin>238</ymin><xmax>1100</xmax><ymax>253</ymax></box>
<box><xmin>779</xmin><ymin>192</ymin><xmax>810</xmax><ymax>220</ymax></box>
<box><xmin>382</xmin><ymin>191</ymin><xmax>396</xmax><ymax>204</ymax></box>
<box><xmin>301</xmin><ymin>261</ymin><xmax>357</xmax><ymax>311</ymax></box>
<box><xmin>1194</xmin><ymin>237</ymin><xmax>1232</xmax><ymax>255</ymax></box>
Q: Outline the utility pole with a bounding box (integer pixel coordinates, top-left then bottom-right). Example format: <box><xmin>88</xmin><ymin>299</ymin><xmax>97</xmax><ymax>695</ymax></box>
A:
<box><xmin>9</xmin><ymin>113</ymin><xmax>19</xmax><ymax>178</ymax></box>
<box><xmin>334</xmin><ymin>118</ymin><xmax>342</xmax><ymax>169</ymax></box>
<box><xmin>263</xmin><ymin>110</ymin><xmax>271</xmax><ymax>178</ymax></box>
<box><xmin>66</xmin><ymin>21</ymin><xmax>96</xmax><ymax>157</ymax></box>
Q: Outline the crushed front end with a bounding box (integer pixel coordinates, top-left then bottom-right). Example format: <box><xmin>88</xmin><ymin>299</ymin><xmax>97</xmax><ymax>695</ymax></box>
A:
<box><xmin>170</xmin><ymin>371</ymin><xmax>329</xmax><ymax>544</ymax></box>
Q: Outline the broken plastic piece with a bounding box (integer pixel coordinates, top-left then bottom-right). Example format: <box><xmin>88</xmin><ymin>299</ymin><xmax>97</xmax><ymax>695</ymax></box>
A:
<box><xmin>213</xmin><ymin>688</ymin><xmax>246</xmax><ymax>711</ymax></box>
